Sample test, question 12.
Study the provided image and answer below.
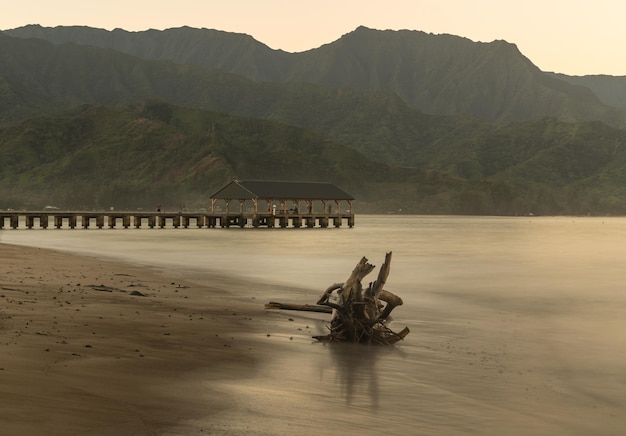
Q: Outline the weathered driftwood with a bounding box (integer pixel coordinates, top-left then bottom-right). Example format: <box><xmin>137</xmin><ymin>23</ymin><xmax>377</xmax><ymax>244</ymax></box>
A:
<box><xmin>266</xmin><ymin>252</ymin><xmax>409</xmax><ymax>345</ymax></box>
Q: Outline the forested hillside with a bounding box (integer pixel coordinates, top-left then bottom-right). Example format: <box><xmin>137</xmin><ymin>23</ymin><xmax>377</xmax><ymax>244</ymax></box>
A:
<box><xmin>2</xmin><ymin>102</ymin><xmax>625</xmax><ymax>215</ymax></box>
<box><xmin>0</xmin><ymin>102</ymin><xmax>469</xmax><ymax>213</ymax></box>
<box><xmin>2</xmin><ymin>27</ymin><xmax>626</xmax><ymax>215</ymax></box>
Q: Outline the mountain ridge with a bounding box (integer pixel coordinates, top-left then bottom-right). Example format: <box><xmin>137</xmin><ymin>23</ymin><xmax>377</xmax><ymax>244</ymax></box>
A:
<box><xmin>6</xmin><ymin>24</ymin><xmax>626</xmax><ymax>127</ymax></box>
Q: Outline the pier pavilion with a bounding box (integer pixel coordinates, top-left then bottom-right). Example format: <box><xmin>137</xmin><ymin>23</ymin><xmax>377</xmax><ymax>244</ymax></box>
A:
<box><xmin>209</xmin><ymin>180</ymin><xmax>355</xmax><ymax>228</ymax></box>
<box><xmin>0</xmin><ymin>180</ymin><xmax>355</xmax><ymax>230</ymax></box>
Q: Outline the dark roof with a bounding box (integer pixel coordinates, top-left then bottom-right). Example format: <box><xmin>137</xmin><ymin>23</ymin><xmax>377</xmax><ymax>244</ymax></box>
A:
<box><xmin>210</xmin><ymin>180</ymin><xmax>354</xmax><ymax>201</ymax></box>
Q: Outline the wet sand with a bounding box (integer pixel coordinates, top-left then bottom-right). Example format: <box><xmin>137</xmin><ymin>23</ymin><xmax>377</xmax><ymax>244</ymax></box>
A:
<box><xmin>0</xmin><ymin>242</ymin><xmax>267</xmax><ymax>435</ymax></box>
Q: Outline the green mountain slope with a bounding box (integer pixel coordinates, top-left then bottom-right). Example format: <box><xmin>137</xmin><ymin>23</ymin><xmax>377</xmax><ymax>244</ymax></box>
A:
<box><xmin>0</xmin><ymin>32</ymin><xmax>472</xmax><ymax>168</ymax></box>
<box><xmin>283</xmin><ymin>27</ymin><xmax>621</xmax><ymax>125</ymax></box>
<box><xmin>7</xmin><ymin>25</ymin><xmax>626</xmax><ymax>127</ymax></box>
<box><xmin>548</xmin><ymin>73</ymin><xmax>626</xmax><ymax>109</ymax></box>
<box><xmin>0</xmin><ymin>102</ymin><xmax>471</xmax><ymax>213</ymax></box>
<box><xmin>4</xmin><ymin>24</ymin><xmax>293</xmax><ymax>82</ymax></box>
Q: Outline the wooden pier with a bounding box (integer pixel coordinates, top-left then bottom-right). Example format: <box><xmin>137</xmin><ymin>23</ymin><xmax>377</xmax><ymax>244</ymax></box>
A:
<box><xmin>0</xmin><ymin>211</ymin><xmax>355</xmax><ymax>230</ymax></box>
<box><xmin>1</xmin><ymin>180</ymin><xmax>357</xmax><ymax>230</ymax></box>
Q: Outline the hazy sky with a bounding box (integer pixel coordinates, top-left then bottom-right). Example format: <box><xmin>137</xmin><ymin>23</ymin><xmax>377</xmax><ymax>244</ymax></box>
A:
<box><xmin>2</xmin><ymin>0</ymin><xmax>625</xmax><ymax>76</ymax></box>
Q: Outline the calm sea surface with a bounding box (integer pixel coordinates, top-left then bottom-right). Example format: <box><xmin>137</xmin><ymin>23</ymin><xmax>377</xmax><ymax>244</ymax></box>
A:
<box><xmin>2</xmin><ymin>215</ymin><xmax>626</xmax><ymax>435</ymax></box>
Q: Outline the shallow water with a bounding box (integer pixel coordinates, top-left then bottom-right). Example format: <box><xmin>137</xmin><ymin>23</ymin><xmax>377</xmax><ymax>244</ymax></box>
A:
<box><xmin>3</xmin><ymin>215</ymin><xmax>626</xmax><ymax>435</ymax></box>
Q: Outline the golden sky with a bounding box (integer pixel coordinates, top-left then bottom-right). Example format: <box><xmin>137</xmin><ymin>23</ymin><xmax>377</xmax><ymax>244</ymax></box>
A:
<box><xmin>2</xmin><ymin>0</ymin><xmax>624</xmax><ymax>76</ymax></box>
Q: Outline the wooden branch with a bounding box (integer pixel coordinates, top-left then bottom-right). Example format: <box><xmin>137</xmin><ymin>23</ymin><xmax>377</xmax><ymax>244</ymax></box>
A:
<box><xmin>341</xmin><ymin>256</ymin><xmax>374</xmax><ymax>304</ymax></box>
<box><xmin>364</xmin><ymin>251</ymin><xmax>393</xmax><ymax>319</ymax></box>
<box><xmin>316</xmin><ymin>283</ymin><xmax>343</xmax><ymax>305</ymax></box>
<box><xmin>376</xmin><ymin>289</ymin><xmax>404</xmax><ymax>321</ymax></box>
<box><xmin>265</xmin><ymin>302</ymin><xmax>332</xmax><ymax>314</ymax></box>
<box><xmin>318</xmin><ymin>300</ymin><xmax>344</xmax><ymax>312</ymax></box>
<box><xmin>370</xmin><ymin>251</ymin><xmax>392</xmax><ymax>298</ymax></box>
<box><xmin>379</xmin><ymin>326</ymin><xmax>410</xmax><ymax>345</ymax></box>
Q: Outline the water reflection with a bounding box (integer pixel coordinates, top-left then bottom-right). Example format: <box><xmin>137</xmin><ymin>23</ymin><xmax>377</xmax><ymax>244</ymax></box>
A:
<box><xmin>324</xmin><ymin>343</ymin><xmax>406</xmax><ymax>410</ymax></box>
<box><xmin>328</xmin><ymin>343</ymin><xmax>380</xmax><ymax>409</ymax></box>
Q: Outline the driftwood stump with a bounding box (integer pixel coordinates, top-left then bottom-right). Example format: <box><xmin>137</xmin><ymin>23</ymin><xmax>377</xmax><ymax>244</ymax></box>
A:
<box><xmin>266</xmin><ymin>252</ymin><xmax>409</xmax><ymax>345</ymax></box>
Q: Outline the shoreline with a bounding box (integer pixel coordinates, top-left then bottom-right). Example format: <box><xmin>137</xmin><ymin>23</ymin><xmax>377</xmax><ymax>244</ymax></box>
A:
<box><xmin>0</xmin><ymin>242</ymin><xmax>269</xmax><ymax>435</ymax></box>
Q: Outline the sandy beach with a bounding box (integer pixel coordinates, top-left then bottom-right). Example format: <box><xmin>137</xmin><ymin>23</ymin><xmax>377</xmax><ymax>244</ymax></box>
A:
<box><xmin>0</xmin><ymin>242</ymin><xmax>269</xmax><ymax>435</ymax></box>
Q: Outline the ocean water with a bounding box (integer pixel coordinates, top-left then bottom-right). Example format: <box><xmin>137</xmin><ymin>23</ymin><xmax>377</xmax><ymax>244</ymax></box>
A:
<box><xmin>3</xmin><ymin>215</ymin><xmax>626</xmax><ymax>435</ymax></box>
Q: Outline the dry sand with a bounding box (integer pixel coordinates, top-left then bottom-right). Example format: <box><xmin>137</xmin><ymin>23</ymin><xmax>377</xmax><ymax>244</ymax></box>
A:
<box><xmin>0</xmin><ymin>242</ymin><xmax>266</xmax><ymax>435</ymax></box>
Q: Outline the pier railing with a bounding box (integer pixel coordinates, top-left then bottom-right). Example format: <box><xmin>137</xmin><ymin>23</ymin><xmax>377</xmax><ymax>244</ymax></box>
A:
<box><xmin>0</xmin><ymin>211</ymin><xmax>355</xmax><ymax>230</ymax></box>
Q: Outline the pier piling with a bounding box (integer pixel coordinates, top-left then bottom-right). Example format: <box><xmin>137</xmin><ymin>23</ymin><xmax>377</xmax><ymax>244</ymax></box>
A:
<box><xmin>0</xmin><ymin>210</ymin><xmax>355</xmax><ymax>230</ymax></box>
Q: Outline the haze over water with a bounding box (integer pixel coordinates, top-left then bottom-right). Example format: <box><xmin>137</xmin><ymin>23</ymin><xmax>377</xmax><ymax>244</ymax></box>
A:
<box><xmin>2</xmin><ymin>215</ymin><xmax>625</xmax><ymax>435</ymax></box>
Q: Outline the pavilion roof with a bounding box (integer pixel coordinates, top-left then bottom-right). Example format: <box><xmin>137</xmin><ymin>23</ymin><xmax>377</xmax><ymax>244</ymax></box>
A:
<box><xmin>210</xmin><ymin>180</ymin><xmax>354</xmax><ymax>201</ymax></box>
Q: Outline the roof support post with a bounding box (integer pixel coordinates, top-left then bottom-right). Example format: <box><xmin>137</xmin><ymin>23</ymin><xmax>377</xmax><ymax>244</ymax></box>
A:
<box><xmin>253</xmin><ymin>198</ymin><xmax>259</xmax><ymax>214</ymax></box>
<box><xmin>211</xmin><ymin>198</ymin><xmax>216</xmax><ymax>214</ymax></box>
<box><xmin>239</xmin><ymin>199</ymin><xmax>244</xmax><ymax>214</ymax></box>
